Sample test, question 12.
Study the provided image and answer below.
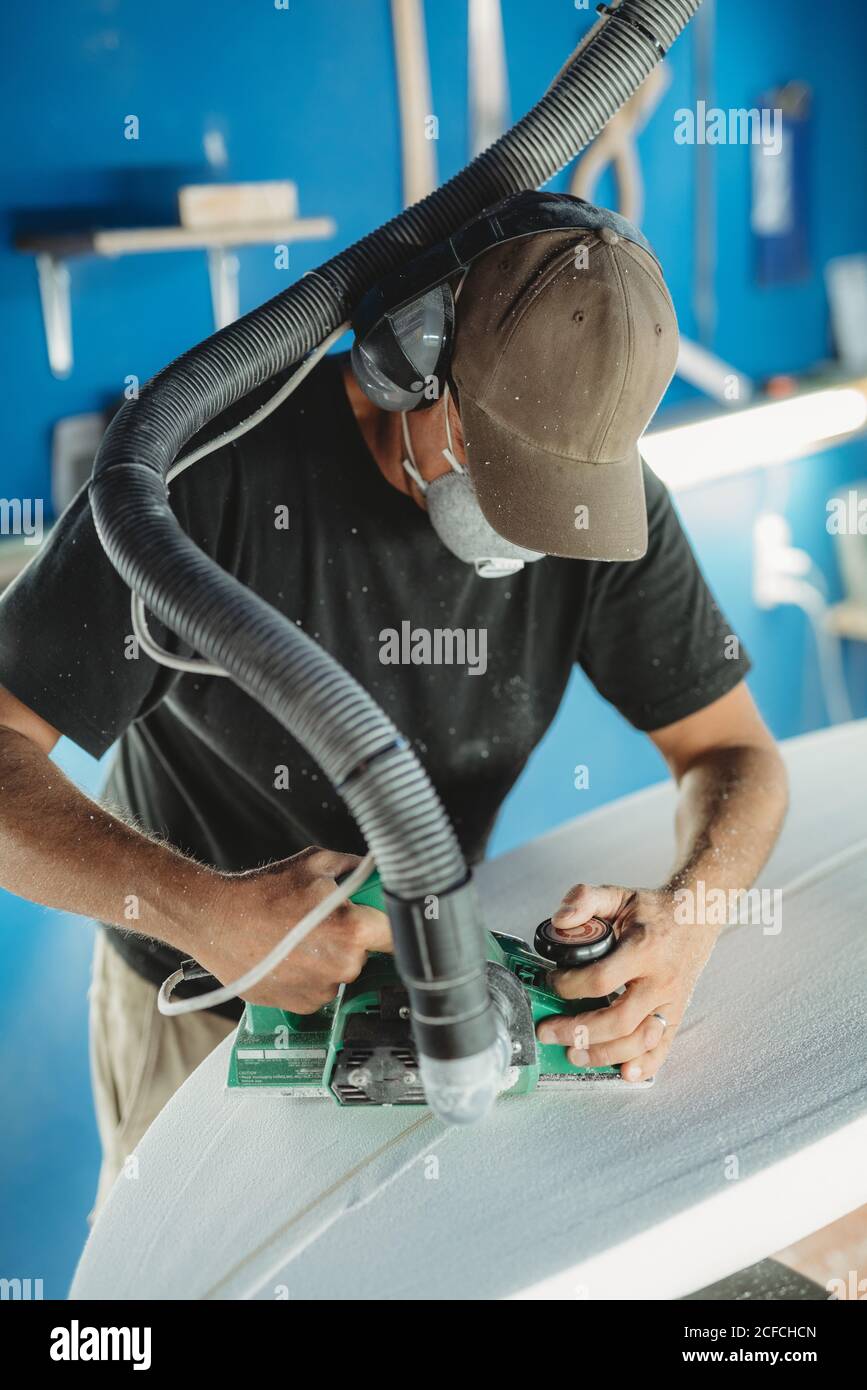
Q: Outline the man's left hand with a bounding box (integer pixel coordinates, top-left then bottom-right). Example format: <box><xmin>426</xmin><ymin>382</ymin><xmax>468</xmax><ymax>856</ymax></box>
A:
<box><xmin>535</xmin><ymin>882</ymin><xmax>719</xmax><ymax>1083</ymax></box>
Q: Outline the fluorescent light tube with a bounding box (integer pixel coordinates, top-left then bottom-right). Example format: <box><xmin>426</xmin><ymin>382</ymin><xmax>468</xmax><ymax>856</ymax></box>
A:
<box><xmin>641</xmin><ymin>386</ymin><xmax>867</xmax><ymax>491</ymax></box>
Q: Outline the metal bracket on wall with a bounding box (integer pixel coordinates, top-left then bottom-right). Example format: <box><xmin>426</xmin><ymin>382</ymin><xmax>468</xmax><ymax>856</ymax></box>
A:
<box><xmin>35</xmin><ymin>254</ymin><xmax>73</xmax><ymax>379</ymax></box>
<box><xmin>207</xmin><ymin>247</ymin><xmax>242</xmax><ymax>331</ymax></box>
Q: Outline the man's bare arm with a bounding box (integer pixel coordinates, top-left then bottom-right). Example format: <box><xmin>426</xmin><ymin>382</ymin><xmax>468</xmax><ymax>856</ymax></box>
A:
<box><xmin>0</xmin><ymin>691</ymin><xmax>217</xmax><ymax>940</ymax></box>
<box><xmin>536</xmin><ymin>682</ymin><xmax>788</xmax><ymax>1082</ymax></box>
<box><xmin>0</xmin><ymin>684</ymin><xmax>391</xmax><ymax>1010</ymax></box>
<box><xmin>652</xmin><ymin>681</ymin><xmax>788</xmax><ymax>895</ymax></box>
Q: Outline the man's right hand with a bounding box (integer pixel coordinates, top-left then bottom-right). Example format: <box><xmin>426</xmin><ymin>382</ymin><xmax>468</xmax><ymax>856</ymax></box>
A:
<box><xmin>196</xmin><ymin>847</ymin><xmax>392</xmax><ymax>1014</ymax></box>
<box><xmin>0</xmin><ymin>686</ymin><xmax>389</xmax><ymax>1014</ymax></box>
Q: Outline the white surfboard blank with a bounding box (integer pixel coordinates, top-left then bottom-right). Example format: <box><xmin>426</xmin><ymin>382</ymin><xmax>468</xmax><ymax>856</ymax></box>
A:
<box><xmin>71</xmin><ymin>721</ymin><xmax>867</xmax><ymax>1301</ymax></box>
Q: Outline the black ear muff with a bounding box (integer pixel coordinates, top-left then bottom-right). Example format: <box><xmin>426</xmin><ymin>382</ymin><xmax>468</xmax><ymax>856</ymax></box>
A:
<box><xmin>351</xmin><ymin>282</ymin><xmax>455</xmax><ymax>412</ymax></box>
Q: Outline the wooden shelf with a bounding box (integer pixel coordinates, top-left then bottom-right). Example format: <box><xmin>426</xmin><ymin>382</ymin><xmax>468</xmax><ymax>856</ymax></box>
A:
<box><xmin>15</xmin><ymin>191</ymin><xmax>336</xmax><ymax>378</ymax></box>
<box><xmin>15</xmin><ymin>216</ymin><xmax>335</xmax><ymax>259</ymax></box>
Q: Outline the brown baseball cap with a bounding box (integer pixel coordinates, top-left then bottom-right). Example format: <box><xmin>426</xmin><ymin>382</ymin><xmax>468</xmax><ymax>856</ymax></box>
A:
<box><xmin>450</xmin><ymin>216</ymin><xmax>678</xmax><ymax>561</ymax></box>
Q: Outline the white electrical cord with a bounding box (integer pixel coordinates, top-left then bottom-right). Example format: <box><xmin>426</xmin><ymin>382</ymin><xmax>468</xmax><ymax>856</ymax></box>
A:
<box><xmin>131</xmin><ymin>597</ymin><xmax>225</xmax><ymax>676</ymax></box>
<box><xmin>131</xmin><ymin>321</ymin><xmax>350</xmax><ymax>676</ymax></box>
<box><xmin>157</xmin><ymin>850</ymin><xmax>376</xmax><ymax>1016</ymax></box>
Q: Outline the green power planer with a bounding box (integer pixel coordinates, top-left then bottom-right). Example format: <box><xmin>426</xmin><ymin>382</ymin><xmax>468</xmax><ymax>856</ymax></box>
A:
<box><xmin>228</xmin><ymin>869</ymin><xmax>644</xmax><ymax>1104</ymax></box>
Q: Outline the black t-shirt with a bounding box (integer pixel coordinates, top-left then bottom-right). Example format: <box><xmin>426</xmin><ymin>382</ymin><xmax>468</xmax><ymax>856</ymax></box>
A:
<box><xmin>0</xmin><ymin>353</ymin><xmax>749</xmax><ymax>1015</ymax></box>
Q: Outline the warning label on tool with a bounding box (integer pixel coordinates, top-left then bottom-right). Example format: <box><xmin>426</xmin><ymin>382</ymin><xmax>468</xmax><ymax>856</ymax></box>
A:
<box><xmin>235</xmin><ymin>1045</ymin><xmax>328</xmax><ymax>1087</ymax></box>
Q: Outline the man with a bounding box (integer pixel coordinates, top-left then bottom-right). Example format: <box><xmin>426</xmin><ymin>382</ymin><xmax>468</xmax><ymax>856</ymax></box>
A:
<box><xmin>0</xmin><ymin>200</ymin><xmax>787</xmax><ymax>1210</ymax></box>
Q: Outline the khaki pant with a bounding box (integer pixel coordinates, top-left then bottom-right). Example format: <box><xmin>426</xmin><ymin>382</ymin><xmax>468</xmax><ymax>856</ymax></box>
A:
<box><xmin>88</xmin><ymin>931</ymin><xmax>236</xmax><ymax>1218</ymax></box>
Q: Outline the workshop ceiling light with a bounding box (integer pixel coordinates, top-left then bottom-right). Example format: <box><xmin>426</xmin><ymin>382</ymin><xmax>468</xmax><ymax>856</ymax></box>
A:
<box><xmin>641</xmin><ymin>385</ymin><xmax>867</xmax><ymax>491</ymax></box>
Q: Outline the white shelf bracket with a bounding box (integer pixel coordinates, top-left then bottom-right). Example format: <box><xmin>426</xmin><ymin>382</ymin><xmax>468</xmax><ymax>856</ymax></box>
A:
<box><xmin>207</xmin><ymin>246</ymin><xmax>241</xmax><ymax>330</ymax></box>
<box><xmin>35</xmin><ymin>253</ymin><xmax>73</xmax><ymax>379</ymax></box>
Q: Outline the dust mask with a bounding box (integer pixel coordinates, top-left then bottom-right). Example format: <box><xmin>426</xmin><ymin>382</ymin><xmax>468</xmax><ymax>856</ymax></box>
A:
<box><xmin>400</xmin><ymin>390</ymin><xmax>544</xmax><ymax>579</ymax></box>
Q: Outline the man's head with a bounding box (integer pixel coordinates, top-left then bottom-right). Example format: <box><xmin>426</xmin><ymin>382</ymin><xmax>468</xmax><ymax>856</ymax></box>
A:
<box><xmin>350</xmin><ymin>191</ymin><xmax>678</xmax><ymax>564</ymax></box>
<box><xmin>450</xmin><ymin>199</ymin><xmax>678</xmax><ymax>562</ymax></box>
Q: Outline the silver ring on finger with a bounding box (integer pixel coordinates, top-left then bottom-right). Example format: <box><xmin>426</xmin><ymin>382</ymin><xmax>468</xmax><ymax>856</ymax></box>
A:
<box><xmin>651</xmin><ymin>1011</ymin><xmax>669</xmax><ymax>1031</ymax></box>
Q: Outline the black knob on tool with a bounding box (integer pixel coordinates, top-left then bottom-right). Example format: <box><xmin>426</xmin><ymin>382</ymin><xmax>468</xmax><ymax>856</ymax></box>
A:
<box><xmin>533</xmin><ymin>916</ymin><xmax>616</xmax><ymax>968</ymax></box>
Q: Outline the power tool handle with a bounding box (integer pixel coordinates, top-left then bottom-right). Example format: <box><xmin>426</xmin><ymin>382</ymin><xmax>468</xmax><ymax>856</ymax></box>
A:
<box><xmin>336</xmin><ymin>865</ymin><xmax>385</xmax><ymax>913</ymax></box>
<box><xmin>279</xmin><ymin>867</ymin><xmax>386</xmax><ymax>1032</ymax></box>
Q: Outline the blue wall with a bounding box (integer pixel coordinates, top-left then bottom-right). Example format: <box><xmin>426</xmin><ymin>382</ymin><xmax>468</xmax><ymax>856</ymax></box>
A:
<box><xmin>1</xmin><ymin>0</ymin><xmax>866</xmax><ymax>1296</ymax></box>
